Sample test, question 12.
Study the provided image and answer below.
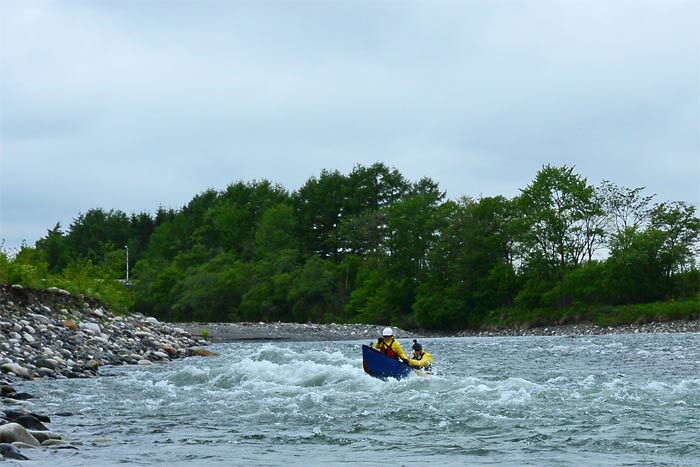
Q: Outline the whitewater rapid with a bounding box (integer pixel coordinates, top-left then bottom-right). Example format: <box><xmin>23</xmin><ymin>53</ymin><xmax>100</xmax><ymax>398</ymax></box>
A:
<box><xmin>21</xmin><ymin>333</ymin><xmax>700</xmax><ymax>466</ymax></box>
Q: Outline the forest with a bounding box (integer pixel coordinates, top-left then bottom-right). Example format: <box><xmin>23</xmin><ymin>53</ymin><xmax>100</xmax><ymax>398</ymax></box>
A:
<box><xmin>1</xmin><ymin>163</ymin><xmax>698</xmax><ymax>330</ymax></box>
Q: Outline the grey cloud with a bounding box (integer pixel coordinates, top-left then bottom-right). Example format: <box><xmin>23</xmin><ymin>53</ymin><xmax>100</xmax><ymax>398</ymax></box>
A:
<box><xmin>1</xmin><ymin>0</ymin><xmax>697</xmax><ymax>250</ymax></box>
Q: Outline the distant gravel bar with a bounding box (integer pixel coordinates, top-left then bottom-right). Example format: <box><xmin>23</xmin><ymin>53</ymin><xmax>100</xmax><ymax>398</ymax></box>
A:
<box><xmin>450</xmin><ymin>320</ymin><xmax>700</xmax><ymax>337</ymax></box>
<box><xmin>176</xmin><ymin>319</ymin><xmax>700</xmax><ymax>342</ymax></box>
<box><xmin>177</xmin><ymin>322</ymin><xmax>419</xmax><ymax>342</ymax></box>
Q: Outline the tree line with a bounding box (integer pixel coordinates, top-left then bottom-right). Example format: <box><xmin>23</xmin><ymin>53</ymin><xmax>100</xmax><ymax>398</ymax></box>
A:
<box><xmin>1</xmin><ymin>163</ymin><xmax>698</xmax><ymax>329</ymax></box>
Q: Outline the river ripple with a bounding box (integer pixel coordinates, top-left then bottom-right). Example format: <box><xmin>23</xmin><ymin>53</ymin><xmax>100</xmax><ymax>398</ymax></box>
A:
<box><xmin>25</xmin><ymin>333</ymin><xmax>700</xmax><ymax>466</ymax></box>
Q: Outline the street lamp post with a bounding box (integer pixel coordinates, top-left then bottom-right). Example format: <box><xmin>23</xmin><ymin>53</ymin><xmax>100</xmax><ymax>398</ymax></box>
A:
<box><xmin>125</xmin><ymin>245</ymin><xmax>129</xmax><ymax>282</ymax></box>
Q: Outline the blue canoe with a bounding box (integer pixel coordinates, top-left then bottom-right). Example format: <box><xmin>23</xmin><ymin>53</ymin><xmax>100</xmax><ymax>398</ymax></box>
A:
<box><xmin>362</xmin><ymin>344</ymin><xmax>414</xmax><ymax>380</ymax></box>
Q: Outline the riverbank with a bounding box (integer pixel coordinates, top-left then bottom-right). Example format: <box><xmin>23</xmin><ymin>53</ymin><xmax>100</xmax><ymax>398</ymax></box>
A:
<box><xmin>0</xmin><ymin>284</ymin><xmax>208</xmax><ymax>382</ymax></box>
<box><xmin>176</xmin><ymin>318</ymin><xmax>700</xmax><ymax>342</ymax></box>
<box><xmin>0</xmin><ymin>284</ymin><xmax>212</xmax><ymax>460</ymax></box>
<box><xmin>176</xmin><ymin>322</ymin><xmax>416</xmax><ymax>342</ymax></box>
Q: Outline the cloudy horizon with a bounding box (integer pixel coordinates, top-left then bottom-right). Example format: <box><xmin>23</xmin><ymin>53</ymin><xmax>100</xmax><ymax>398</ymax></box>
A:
<box><xmin>1</xmin><ymin>0</ymin><xmax>698</xmax><ymax>251</ymax></box>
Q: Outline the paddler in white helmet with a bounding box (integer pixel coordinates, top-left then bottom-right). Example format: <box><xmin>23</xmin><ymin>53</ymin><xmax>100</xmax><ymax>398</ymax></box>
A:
<box><xmin>373</xmin><ymin>327</ymin><xmax>409</xmax><ymax>362</ymax></box>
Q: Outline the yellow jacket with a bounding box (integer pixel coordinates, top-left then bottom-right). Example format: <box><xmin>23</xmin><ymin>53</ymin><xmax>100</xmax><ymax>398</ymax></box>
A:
<box><xmin>407</xmin><ymin>350</ymin><xmax>433</xmax><ymax>369</ymax></box>
<box><xmin>374</xmin><ymin>337</ymin><xmax>409</xmax><ymax>361</ymax></box>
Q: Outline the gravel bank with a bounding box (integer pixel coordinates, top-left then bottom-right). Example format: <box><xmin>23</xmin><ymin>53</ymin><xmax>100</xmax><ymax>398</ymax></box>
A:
<box><xmin>177</xmin><ymin>319</ymin><xmax>700</xmax><ymax>342</ymax></box>
<box><xmin>0</xmin><ymin>284</ymin><xmax>209</xmax><ymax>386</ymax></box>
<box><xmin>448</xmin><ymin>320</ymin><xmax>700</xmax><ymax>337</ymax></box>
<box><xmin>177</xmin><ymin>322</ymin><xmax>417</xmax><ymax>342</ymax></box>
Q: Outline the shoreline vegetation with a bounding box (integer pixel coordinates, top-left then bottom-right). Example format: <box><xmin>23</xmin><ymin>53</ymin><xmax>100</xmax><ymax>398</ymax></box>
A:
<box><xmin>2</xmin><ymin>164</ymin><xmax>698</xmax><ymax>335</ymax></box>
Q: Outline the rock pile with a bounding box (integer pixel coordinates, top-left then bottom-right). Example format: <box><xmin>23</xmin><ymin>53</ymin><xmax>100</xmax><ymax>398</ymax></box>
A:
<box><xmin>0</xmin><ymin>404</ymin><xmax>67</xmax><ymax>461</ymax></box>
<box><xmin>0</xmin><ymin>283</ymin><xmax>211</xmax><ymax>461</ymax></box>
<box><xmin>1</xmin><ymin>381</ymin><xmax>93</xmax><ymax>461</ymax></box>
<box><xmin>0</xmin><ymin>284</ymin><xmax>207</xmax><ymax>381</ymax></box>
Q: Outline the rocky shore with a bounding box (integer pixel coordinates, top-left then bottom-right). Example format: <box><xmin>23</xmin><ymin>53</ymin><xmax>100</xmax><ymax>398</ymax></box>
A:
<box><xmin>0</xmin><ymin>284</ymin><xmax>209</xmax><ymax>381</ymax></box>
<box><xmin>0</xmin><ymin>284</ymin><xmax>210</xmax><ymax>460</ymax></box>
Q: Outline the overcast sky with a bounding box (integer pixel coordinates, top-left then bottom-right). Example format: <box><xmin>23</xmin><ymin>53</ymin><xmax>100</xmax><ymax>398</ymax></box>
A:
<box><xmin>1</xmin><ymin>0</ymin><xmax>698</xmax><ymax>252</ymax></box>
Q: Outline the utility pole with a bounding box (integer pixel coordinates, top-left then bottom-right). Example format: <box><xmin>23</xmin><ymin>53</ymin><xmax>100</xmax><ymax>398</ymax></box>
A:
<box><xmin>125</xmin><ymin>245</ymin><xmax>129</xmax><ymax>282</ymax></box>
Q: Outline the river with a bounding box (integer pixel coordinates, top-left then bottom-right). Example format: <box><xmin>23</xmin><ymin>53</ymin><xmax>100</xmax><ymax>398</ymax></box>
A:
<box><xmin>21</xmin><ymin>333</ymin><xmax>700</xmax><ymax>466</ymax></box>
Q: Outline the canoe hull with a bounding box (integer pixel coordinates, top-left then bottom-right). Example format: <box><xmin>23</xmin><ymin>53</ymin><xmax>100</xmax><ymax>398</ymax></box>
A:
<box><xmin>362</xmin><ymin>344</ymin><xmax>413</xmax><ymax>380</ymax></box>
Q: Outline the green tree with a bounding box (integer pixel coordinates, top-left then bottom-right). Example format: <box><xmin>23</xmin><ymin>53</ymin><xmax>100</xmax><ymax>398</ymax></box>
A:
<box><xmin>599</xmin><ymin>180</ymin><xmax>655</xmax><ymax>243</ymax></box>
<box><xmin>0</xmin><ymin>245</ymin><xmax>49</xmax><ymax>288</ymax></box>
<box><xmin>341</xmin><ymin>163</ymin><xmax>410</xmax><ymax>259</ymax></box>
<box><xmin>195</xmin><ymin>180</ymin><xmax>289</xmax><ymax>257</ymax></box>
<box><xmin>35</xmin><ymin>223</ymin><xmax>68</xmax><ymax>273</ymax></box>
<box><xmin>604</xmin><ymin>201</ymin><xmax>699</xmax><ymax>304</ymax></box>
<box><xmin>254</xmin><ymin>204</ymin><xmax>298</xmax><ymax>258</ymax></box>
<box><xmin>385</xmin><ymin>177</ymin><xmax>445</xmax><ymax>280</ymax></box>
<box><xmin>649</xmin><ymin>201</ymin><xmax>700</xmax><ymax>279</ymax></box>
<box><xmin>337</xmin><ymin>210</ymin><xmax>389</xmax><ymax>258</ymax></box>
<box><xmin>293</xmin><ymin>169</ymin><xmax>347</xmax><ymax>260</ymax></box>
<box><xmin>238</xmin><ymin>249</ymin><xmax>300</xmax><ymax>322</ymax></box>
<box><xmin>288</xmin><ymin>255</ymin><xmax>341</xmax><ymax>323</ymax></box>
<box><xmin>345</xmin><ymin>163</ymin><xmax>409</xmax><ymax>213</ymax></box>
<box><xmin>606</xmin><ymin>227</ymin><xmax>668</xmax><ymax>303</ymax></box>
<box><xmin>345</xmin><ymin>258</ymin><xmax>393</xmax><ymax>324</ymax></box>
<box><xmin>414</xmin><ymin>196</ymin><xmax>518</xmax><ymax>329</ymax></box>
<box><xmin>558</xmin><ymin>260</ymin><xmax>610</xmax><ymax>307</ymax></box>
<box><xmin>64</xmin><ymin>208</ymin><xmax>131</xmax><ymax>264</ymax></box>
<box><xmin>163</xmin><ymin>252</ymin><xmax>253</xmax><ymax>322</ymax></box>
<box><xmin>128</xmin><ymin>211</ymin><xmax>157</xmax><ymax>267</ymax></box>
<box><xmin>516</xmin><ymin>165</ymin><xmax>603</xmax><ymax>307</ymax></box>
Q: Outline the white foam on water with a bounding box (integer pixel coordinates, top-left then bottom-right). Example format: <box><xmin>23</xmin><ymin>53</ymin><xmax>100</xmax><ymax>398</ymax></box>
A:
<box><xmin>644</xmin><ymin>380</ymin><xmax>672</xmax><ymax>393</ymax></box>
<box><xmin>458</xmin><ymin>377</ymin><xmax>492</xmax><ymax>394</ymax></box>
<box><xmin>179</xmin><ymin>364</ymin><xmax>210</xmax><ymax>377</ymax></box>
<box><xmin>581</xmin><ymin>374</ymin><xmax>597</xmax><ymax>388</ymax></box>
<box><xmin>30</xmin><ymin>334</ymin><xmax>700</xmax><ymax>467</ymax></box>
<box><xmin>496</xmin><ymin>387</ymin><xmax>533</xmax><ymax>406</ymax></box>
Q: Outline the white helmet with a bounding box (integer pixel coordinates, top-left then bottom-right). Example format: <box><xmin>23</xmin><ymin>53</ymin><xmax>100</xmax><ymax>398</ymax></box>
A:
<box><xmin>382</xmin><ymin>327</ymin><xmax>394</xmax><ymax>337</ymax></box>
